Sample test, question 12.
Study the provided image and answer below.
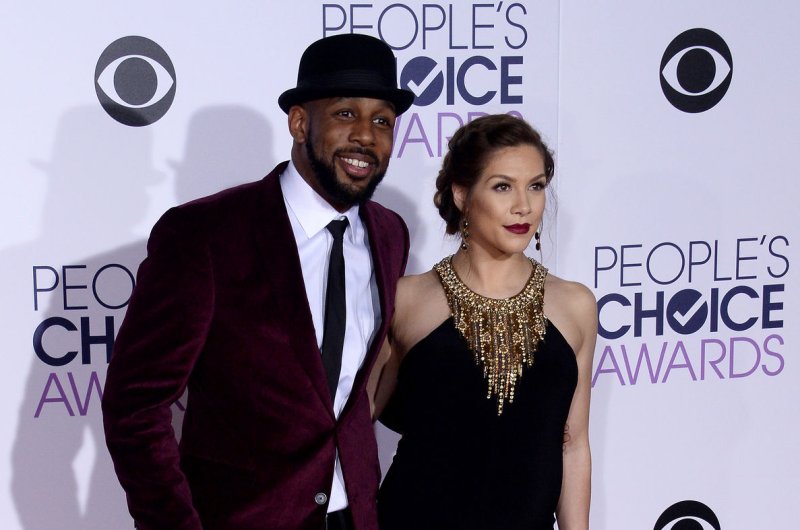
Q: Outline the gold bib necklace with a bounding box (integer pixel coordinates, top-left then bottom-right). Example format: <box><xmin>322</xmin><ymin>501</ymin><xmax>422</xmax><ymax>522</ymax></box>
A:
<box><xmin>434</xmin><ymin>255</ymin><xmax>548</xmax><ymax>415</ymax></box>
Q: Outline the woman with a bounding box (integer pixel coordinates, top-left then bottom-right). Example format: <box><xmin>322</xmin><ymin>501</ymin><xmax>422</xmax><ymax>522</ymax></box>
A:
<box><xmin>370</xmin><ymin>114</ymin><xmax>596</xmax><ymax>530</ymax></box>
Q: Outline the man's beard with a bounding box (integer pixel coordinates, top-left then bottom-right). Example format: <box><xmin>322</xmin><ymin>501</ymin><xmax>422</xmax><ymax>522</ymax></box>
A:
<box><xmin>305</xmin><ymin>133</ymin><xmax>386</xmax><ymax>208</ymax></box>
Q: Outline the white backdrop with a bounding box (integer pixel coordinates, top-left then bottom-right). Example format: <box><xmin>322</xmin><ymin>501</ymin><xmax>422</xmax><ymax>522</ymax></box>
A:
<box><xmin>0</xmin><ymin>1</ymin><xmax>796</xmax><ymax>529</ymax></box>
<box><xmin>556</xmin><ymin>2</ymin><xmax>799</xmax><ymax>528</ymax></box>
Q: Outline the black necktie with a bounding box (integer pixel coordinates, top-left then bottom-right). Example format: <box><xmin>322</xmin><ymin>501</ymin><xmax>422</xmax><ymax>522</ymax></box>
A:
<box><xmin>321</xmin><ymin>218</ymin><xmax>348</xmax><ymax>401</ymax></box>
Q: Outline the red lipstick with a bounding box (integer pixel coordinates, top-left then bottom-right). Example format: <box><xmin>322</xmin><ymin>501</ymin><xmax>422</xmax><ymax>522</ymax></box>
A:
<box><xmin>504</xmin><ymin>223</ymin><xmax>530</xmax><ymax>234</ymax></box>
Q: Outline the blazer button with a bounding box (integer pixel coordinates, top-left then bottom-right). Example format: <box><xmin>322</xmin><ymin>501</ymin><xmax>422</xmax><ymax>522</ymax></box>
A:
<box><xmin>314</xmin><ymin>492</ymin><xmax>328</xmax><ymax>505</ymax></box>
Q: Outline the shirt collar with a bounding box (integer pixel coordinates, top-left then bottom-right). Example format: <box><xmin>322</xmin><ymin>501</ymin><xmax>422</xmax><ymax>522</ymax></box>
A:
<box><xmin>280</xmin><ymin>160</ymin><xmax>361</xmax><ymax>242</ymax></box>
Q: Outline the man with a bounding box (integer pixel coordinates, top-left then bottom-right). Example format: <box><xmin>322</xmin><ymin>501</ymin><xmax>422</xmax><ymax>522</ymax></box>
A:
<box><xmin>102</xmin><ymin>33</ymin><xmax>414</xmax><ymax>530</ymax></box>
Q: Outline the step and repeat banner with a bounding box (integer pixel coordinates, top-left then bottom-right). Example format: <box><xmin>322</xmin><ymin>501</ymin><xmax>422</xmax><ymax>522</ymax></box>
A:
<box><xmin>556</xmin><ymin>2</ymin><xmax>799</xmax><ymax>529</ymax></box>
<box><xmin>0</xmin><ymin>1</ymin><xmax>795</xmax><ymax>529</ymax></box>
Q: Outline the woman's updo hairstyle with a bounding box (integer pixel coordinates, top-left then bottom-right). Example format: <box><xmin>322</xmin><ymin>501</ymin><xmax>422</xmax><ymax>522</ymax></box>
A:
<box><xmin>434</xmin><ymin>113</ymin><xmax>554</xmax><ymax>235</ymax></box>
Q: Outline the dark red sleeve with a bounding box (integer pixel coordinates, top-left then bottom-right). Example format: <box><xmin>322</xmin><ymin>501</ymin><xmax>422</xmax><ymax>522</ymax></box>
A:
<box><xmin>102</xmin><ymin>206</ymin><xmax>212</xmax><ymax>530</ymax></box>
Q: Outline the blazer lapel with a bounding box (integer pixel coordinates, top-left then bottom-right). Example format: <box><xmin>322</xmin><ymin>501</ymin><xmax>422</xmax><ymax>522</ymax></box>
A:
<box><xmin>338</xmin><ymin>202</ymin><xmax>397</xmax><ymax>418</ymax></box>
<box><xmin>362</xmin><ymin>204</ymin><xmax>393</xmax><ymax>343</ymax></box>
<box><xmin>251</xmin><ymin>163</ymin><xmax>334</xmax><ymax>415</ymax></box>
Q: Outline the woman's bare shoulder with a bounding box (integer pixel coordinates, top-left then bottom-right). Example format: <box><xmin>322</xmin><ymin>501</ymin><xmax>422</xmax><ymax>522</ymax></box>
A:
<box><xmin>393</xmin><ymin>269</ymin><xmax>450</xmax><ymax>356</ymax></box>
<box><xmin>543</xmin><ymin>272</ymin><xmax>597</xmax><ymax>353</ymax></box>
<box><xmin>396</xmin><ymin>270</ymin><xmax>442</xmax><ymax>306</ymax></box>
<box><xmin>544</xmin><ymin>273</ymin><xmax>596</xmax><ymax>316</ymax></box>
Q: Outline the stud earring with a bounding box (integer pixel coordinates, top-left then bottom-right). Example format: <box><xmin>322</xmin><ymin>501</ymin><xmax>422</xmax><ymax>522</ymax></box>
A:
<box><xmin>460</xmin><ymin>218</ymin><xmax>470</xmax><ymax>251</ymax></box>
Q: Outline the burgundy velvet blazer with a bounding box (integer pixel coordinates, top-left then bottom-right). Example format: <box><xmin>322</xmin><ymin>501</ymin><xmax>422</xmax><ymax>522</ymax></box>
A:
<box><xmin>102</xmin><ymin>162</ymin><xmax>409</xmax><ymax>530</ymax></box>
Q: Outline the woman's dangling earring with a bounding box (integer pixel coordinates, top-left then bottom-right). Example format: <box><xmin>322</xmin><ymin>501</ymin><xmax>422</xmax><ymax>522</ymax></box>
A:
<box><xmin>534</xmin><ymin>230</ymin><xmax>541</xmax><ymax>251</ymax></box>
<box><xmin>460</xmin><ymin>217</ymin><xmax>470</xmax><ymax>251</ymax></box>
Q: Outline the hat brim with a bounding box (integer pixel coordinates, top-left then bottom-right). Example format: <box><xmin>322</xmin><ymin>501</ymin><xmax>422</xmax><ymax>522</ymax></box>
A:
<box><xmin>278</xmin><ymin>86</ymin><xmax>415</xmax><ymax>115</ymax></box>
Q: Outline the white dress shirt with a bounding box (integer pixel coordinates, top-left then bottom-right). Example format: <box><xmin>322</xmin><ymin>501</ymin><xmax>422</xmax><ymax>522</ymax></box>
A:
<box><xmin>280</xmin><ymin>161</ymin><xmax>381</xmax><ymax>512</ymax></box>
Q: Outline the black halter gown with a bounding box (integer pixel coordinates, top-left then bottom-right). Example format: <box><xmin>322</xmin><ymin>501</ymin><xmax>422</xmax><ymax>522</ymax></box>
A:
<box><xmin>377</xmin><ymin>289</ymin><xmax>578</xmax><ymax>529</ymax></box>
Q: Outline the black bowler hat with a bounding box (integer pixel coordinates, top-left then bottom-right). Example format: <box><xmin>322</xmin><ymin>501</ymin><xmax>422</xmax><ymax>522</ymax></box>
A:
<box><xmin>278</xmin><ymin>33</ymin><xmax>415</xmax><ymax>114</ymax></box>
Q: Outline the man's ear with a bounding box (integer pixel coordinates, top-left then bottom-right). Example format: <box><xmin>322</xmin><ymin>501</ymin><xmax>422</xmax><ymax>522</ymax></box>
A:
<box><xmin>452</xmin><ymin>183</ymin><xmax>468</xmax><ymax>214</ymax></box>
<box><xmin>288</xmin><ymin>105</ymin><xmax>308</xmax><ymax>144</ymax></box>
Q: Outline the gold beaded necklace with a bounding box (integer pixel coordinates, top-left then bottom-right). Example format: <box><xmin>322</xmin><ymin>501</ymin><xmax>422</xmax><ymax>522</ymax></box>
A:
<box><xmin>434</xmin><ymin>255</ymin><xmax>548</xmax><ymax>415</ymax></box>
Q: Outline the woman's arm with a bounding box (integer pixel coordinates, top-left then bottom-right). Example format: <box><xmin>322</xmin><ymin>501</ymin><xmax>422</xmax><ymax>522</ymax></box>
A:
<box><xmin>368</xmin><ymin>274</ymin><xmax>411</xmax><ymax>421</ymax></box>
<box><xmin>368</xmin><ymin>336</ymin><xmax>400</xmax><ymax>420</ymax></box>
<box><xmin>556</xmin><ymin>282</ymin><xmax>597</xmax><ymax>530</ymax></box>
<box><xmin>368</xmin><ymin>271</ymin><xmax>450</xmax><ymax>421</ymax></box>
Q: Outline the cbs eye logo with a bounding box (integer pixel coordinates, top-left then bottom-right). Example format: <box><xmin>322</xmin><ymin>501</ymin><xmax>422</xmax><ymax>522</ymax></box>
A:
<box><xmin>654</xmin><ymin>500</ymin><xmax>721</xmax><ymax>530</ymax></box>
<box><xmin>95</xmin><ymin>36</ymin><xmax>176</xmax><ymax>126</ymax></box>
<box><xmin>660</xmin><ymin>28</ymin><xmax>732</xmax><ymax>113</ymax></box>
